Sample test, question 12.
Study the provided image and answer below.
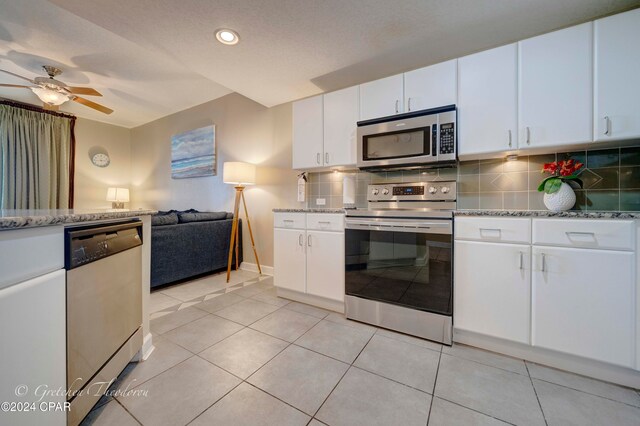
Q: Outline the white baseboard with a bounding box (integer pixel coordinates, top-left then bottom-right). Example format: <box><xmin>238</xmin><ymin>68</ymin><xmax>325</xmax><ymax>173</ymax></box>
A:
<box><xmin>454</xmin><ymin>328</ymin><xmax>640</xmax><ymax>389</ymax></box>
<box><xmin>240</xmin><ymin>262</ymin><xmax>274</xmax><ymax>275</ymax></box>
<box><xmin>137</xmin><ymin>332</ymin><xmax>155</xmax><ymax>361</ymax></box>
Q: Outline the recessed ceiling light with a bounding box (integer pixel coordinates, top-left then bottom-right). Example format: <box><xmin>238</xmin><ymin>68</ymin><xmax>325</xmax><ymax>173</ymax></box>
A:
<box><xmin>216</xmin><ymin>29</ymin><xmax>239</xmax><ymax>45</ymax></box>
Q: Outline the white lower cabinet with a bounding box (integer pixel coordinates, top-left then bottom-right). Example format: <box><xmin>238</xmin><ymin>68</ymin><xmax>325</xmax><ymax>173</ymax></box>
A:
<box><xmin>531</xmin><ymin>246</ymin><xmax>635</xmax><ymax>368</ymax></box>
<box><xmin>273</xmin><ymin>227</ymin><xmax>306</xmax><ymax>293</ymax></box>
<box><xmin>455</xmin><ymin>241</ymin><xmax>530</xmax><ymax>344</ymax></box>
<box><xmin>274</xmin><ymin>213</ymin><xmax>345</xmax><ymax>307</ymax></box>
<box><xmin>455</xmin><ymin>216</ymin><xmax>638</xmax><ymax>375</ymax></box>
<box><xmin>306</xmin><ymin>230</ymin><xmax>345</xmax><ymax>302</ymax></box>
<box><xmin>0</xmin><ymin>269</ymin><xmax>67</xmax><ymax>426</ymax></box>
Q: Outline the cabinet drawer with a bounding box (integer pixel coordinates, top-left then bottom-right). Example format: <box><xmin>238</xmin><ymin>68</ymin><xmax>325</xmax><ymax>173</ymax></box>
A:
<box><xmin>455</xmin><ymin>217</ymin><xmax>531</xmax><ymax>243</ymax></box>
<box><xmin>274</xmin><ymin>212</ymin><xmax>306</xmax><ymax>229</ymax></box>
<box><xmin>532</xmin><ymin>219</ymin><xmax>635</xmax><ymax>251</ymax></box>
<box><xmin>306</xmin><ymin>214</ymin><xmax>344</xmax><ymax>231</ymax></box>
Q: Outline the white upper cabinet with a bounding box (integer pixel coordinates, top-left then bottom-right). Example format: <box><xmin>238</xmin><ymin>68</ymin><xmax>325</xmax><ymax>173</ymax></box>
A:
<box><xmin>359</xmin><ymin>74</ymin><xmax>404</xmax><ymax>121</ymax></box>
<box><xmin>292</xmin><ymin>95</ymin><xmax>324</xmax><ymax>169</ymax></box>
<box><xmin>518</xmin><ymin>23</ymin><xmax>593</xmax><ymax>149</ymax></box>
<box><xmin>323</xmin><ymin>86</ymin><xmax>359</xmax><ymax>167</ymax></box>
<box><xmin>594</xmin><ymin>8</ymin><xmax>640</xmax><ymax>142</ymax></box>
<box><xmin>404</xmin><ymin>59</ymin><xmax>457</xmax><ymax>113</ymax></box>
<box><xmin>458</xmin><ymin>44</ymin><xmax>518</xmax><ymax>157</ymax></box>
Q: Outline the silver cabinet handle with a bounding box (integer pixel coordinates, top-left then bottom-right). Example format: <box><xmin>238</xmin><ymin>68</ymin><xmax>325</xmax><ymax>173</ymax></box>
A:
<box><xmin>541</xmin><ymin>253</ymin><xmax>546</xmax><ymax>272</ymax></box>
<box><xmin>565</xmin><ymin>231</ymin><xmax>595</xmax><ymax>237</ymax></box>
<box><xmin>508</xmin><ymin>129</ymin><xmax>512</xmax><ymax>148</ymax></box>
<box><xmin>325</xmin><ymin>152</ymin><xmax>329</xmax><ymax>164</ymax></box>
<box><xmin>298</xmin><ymin>234</ymin><xmax>303</xmax><ymax>246</ymax></box>
<box><xmin>316</xmin><ymin>153</ymin><xmax>321</xmax><ymax>164</ymax></box>
<box><xmin>519</xmin><ymin>251</ymin><xmax>524</xmax><ymax>270</ymax></box>
<box><xmin>307</xmin><ymin>234</ymin><xmax>312</xmax><ymax>247</ymax></box>
<box><xmin>407</xmin><ymin>97</ymin><xmax>412</xmax><ymax>111</ymax></box>
<box><xmin>526</xmin><ymin>127</ymin><xmax>531</xmax><ymax>145</ymax></box>
<box><xmin>395</xmin><ymin>100</ymin><xmax>399</xmax><ymax>114</ymax></box>
<box><xmin>318</xmin><ymin>221</ymin><xmax>331</xmax><ymax>224</ymax></box>
<box><xmin>604</xmin><ymin>116</ymin><xmax>611</xmax><ymax>136</ymax></box>
<box><xmin>283</xmin><ymin>219</ymin><xmax>294</xmax><ymax>223</ymax></box>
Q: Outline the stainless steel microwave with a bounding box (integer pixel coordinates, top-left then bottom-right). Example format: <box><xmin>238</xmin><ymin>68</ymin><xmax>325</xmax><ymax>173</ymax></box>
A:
<box><xmin>357</xmin><ymin>105</ymin><xmax>456</xmax><ymax>170</ymax></box>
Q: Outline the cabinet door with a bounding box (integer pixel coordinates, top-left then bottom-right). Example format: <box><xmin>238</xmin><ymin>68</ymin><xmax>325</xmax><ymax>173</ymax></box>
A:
<box><xmin>594</xmin><ymin>8</ymin><xmax>640</xmax><ymax>141</ymax></box>
<box><xmin>323</xmin><ymin>86</ymin><xmax>359</xmax><ymax>167</ymax></box>
<box><xmin>0</xmin><ymin>270</ymin><xmax>66</xmax><ymax>426</ymax></box>
<box><xmin>404</xmin><ymin>59</ymin><xmax>457</xmax><ymax>113</ymax></box>
<box><xmin>274</xmin><ymin>228</ymin><xmax>306</xmax><ymax>292</ymax></box>
<box><xmin>532</xmin><ymin>246</ymin><xmax>635</xmax><ymax>367</ymax></box>
<box><xmin>454</xmin><ymin>241</ymin><xmax>530</xmax><ymax>343</ymax></box>
<box><xmin>292</xmin><ymin>95</ymin><xmax>324</xmax><ymax>169</ymax></box>
<box><xmin>306</xmin><ymin>230</ymin><xmax>345</xmax><ymax>302</ymax></box>
<box><xmin>519</xmin><ymin>23</ymin><xmax>593</xmax><ymax>149</ymax></box>
<box><xmin>359</xmin><ymin>74</ymin><xmax>404</xmax><ymax>121</ymax></box>
<box><xmin>458</xmin><ymin>44</ymin><xmax>518</xmax><ymax>157</ymax></box>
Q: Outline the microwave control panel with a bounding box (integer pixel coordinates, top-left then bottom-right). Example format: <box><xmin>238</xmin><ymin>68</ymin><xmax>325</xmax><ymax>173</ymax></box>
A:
<box><xmin>439</xmin><ymin>122</ymin><xmax>455</xmax><ymax>154</ymax></box>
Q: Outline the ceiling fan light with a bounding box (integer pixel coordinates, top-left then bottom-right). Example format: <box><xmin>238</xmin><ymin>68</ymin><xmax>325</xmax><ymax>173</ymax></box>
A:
<box><xmin>31</xmin><ymin>87</ymin><xmax>69</xmax><ymax>106</ymax></box>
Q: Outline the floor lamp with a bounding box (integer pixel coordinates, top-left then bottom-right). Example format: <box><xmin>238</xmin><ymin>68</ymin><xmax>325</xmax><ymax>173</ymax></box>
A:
<box><xmin>223</xmin><ymin>162</ymin><xmax>262</xmax><ymax>283</ymax></box>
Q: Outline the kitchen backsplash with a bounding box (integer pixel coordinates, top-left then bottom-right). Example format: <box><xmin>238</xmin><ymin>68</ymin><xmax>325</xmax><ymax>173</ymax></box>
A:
<box><xmin>307</xmin><ymin>145</ymin><xmax>640</xmax><ymax>211</ymax></box>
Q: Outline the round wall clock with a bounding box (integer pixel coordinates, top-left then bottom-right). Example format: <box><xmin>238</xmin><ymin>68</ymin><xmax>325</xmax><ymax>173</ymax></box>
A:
<box><xmin>92</xmin><ymin>153</ymin><xmax>110</xmax><ymax>167</ymax></box>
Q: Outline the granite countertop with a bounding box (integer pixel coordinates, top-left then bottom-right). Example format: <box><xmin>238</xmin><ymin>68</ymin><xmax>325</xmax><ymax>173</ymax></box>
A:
<box><xmin>0</xmin><ymin>209</ymin><xmax>158</xmax><ymax>230</ymax></box>
<box><xmin>273</xmin><ymin>208</ymin><xmax>346</xmax><ymax>214</ymax></box>
<box><xmin>455</xmin><ymin>209</ymin><xmax>640</xmax><ymax>219</ymax></box>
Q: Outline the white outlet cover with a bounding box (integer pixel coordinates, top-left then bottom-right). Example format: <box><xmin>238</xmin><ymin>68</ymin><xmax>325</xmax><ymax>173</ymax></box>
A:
<box><xmin>316</xmin><ymin>198</ymin><xmax>326</xmax><ymax>205</ymax></box>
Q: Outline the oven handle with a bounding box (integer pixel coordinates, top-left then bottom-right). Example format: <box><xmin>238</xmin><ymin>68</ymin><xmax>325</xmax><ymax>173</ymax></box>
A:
<box><xmin>345</xmin><ymin>219</ymin><xmax>451</xmax><ymax>234</ymax></box>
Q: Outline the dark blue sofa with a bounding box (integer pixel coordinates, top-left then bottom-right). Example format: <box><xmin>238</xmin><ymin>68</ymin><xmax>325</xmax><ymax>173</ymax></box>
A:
<box><xmin>150</xmin><ymin>210</ymin><xmax>243</xmax><ymax>288</ymax></box>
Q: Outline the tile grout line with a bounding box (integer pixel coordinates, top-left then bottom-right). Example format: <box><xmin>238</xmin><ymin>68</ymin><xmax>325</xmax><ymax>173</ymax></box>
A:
<box><xmin>112</xmin><ymin>395</ymin><xmax>144</xmax><ymax>426</ymax></box>
<box><xmin>425</xmin><ymin>349</ymin><xmax>442</xmax><ymax>426</ymax></box>
<box><xmin>310</xmin><ymin>328</ymin><xmax>378</xmax><ymax>420</ymax></box>
<box><xmin>524</xmin><ymin>361</ymin><xmax>549</xmax><ymax>426</ymax></box>
<box><xmin>433</xmin><ymin>396</ymin><xmax>519</xmax><ymax>426</ymax></box>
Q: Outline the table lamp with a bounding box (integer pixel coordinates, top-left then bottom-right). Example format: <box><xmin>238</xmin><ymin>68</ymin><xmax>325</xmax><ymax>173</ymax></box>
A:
<box><xmin>223</xmin><ymin>162</ymin><xmax>262</xmax><ymax>282</ymax></box>
<box><xmin>106</xmin><ymin>187</ymin><xmax>129</xmax><ymax>209</ymax></box>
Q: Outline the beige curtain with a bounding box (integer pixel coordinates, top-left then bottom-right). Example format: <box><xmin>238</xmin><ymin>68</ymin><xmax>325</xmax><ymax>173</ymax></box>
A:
<box><xmin>0</xmin><ymin>103</ymin><xmax>75</xmax><ymax>209</ymax></box>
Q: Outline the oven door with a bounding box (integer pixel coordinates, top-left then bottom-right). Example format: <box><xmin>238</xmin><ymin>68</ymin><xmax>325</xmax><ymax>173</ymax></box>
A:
<box><xmin>345</xmin><ymin>218</ymin><xmax>452</xmax><ymax>316</ymax></box>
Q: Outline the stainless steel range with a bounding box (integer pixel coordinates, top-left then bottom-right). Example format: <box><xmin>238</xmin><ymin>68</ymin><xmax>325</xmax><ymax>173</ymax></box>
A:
<box><xmin>345</xmin><ymin>180</ymin><xmax>456</xmax><ymax>344</ymax></box>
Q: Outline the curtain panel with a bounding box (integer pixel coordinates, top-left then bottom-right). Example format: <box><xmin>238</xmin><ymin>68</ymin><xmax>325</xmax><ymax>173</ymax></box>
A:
<box><xmin>0</xmin><ymin>102</ymin><xmax>76</xmax><ymax>209</ymax></box>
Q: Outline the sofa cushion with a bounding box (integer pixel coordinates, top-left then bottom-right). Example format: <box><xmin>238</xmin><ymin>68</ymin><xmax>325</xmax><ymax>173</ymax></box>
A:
<box><xmin>178</xmin><ymin>211</ymin><xmax>230</xmax><ymax>223</ymax></box>
<box><xmin>152</xmin><ymin>212</ymin><xmax>179</xmax><ymax>226</ymax></box>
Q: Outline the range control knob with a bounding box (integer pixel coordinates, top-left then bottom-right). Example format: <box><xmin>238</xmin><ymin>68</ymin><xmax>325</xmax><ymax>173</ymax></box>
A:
<box><xmin>382</xmin><ymin>188</ymin><xmax>390</xmax><ymax>195</ymax></box>
<box><xmin>441</xmin><ymin>186</ymin><xmax>450</xmax><ymax>194</ymax></box>
<box><xmin>372</xmin><ymin>188</ymin><xmax>379</xmax><ymax>195</ymax></box>
<box><xmin>428</xmin><ymin>186</ymin><xmax>438</xmax><ymax>194</ymax></box>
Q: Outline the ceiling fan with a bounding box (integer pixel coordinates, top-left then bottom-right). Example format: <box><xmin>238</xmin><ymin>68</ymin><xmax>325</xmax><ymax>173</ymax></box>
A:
<box><xmin>0</xmin><ymin>65</ymin><xmax>113</xmax><ymax>114</ymax></box>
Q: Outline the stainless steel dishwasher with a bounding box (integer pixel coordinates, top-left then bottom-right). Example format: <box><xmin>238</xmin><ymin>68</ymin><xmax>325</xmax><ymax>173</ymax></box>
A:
<box><xmin>65</xmin><ymin>220</ymin><xmax>143</xmax><ymax>426</ymax></box>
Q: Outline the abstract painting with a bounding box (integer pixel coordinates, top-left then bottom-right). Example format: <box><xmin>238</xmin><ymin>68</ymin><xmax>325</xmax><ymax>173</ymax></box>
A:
<box><xmin>171</xmin><ymin>125</ymin><xmax>216</xmax><ymax>179</ymax></box>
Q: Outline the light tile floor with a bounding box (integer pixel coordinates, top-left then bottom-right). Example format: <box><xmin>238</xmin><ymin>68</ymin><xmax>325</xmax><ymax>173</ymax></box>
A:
<box><xmin>83</xmin><ymin>270</ymin><xmax>640</xmax><ymax>426</ymax></box>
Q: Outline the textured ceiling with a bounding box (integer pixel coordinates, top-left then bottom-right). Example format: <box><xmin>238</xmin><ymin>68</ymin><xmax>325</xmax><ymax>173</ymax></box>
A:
<box><xmin>1</xmin><ymin>0</ymin><xmax>639</xmax><ymax>128</ymax></box>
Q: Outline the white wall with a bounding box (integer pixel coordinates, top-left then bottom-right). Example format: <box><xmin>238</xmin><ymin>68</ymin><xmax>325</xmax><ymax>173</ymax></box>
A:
<box><xmin>130</xmin><ymin>93</ymin><xmax>300</xmax><ymax>267</ymax></box>
<box><xmin>73</xmin><ymin>118</ymin><xmax>131</xmax><ymax>209</ymax></box>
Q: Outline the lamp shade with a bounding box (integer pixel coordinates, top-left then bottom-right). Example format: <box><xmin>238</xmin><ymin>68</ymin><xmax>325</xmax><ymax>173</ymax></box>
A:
<box><xmin>106</xmin><ymin>187</ymin><xmax>130</xmax><ymax>202</ymax></box>
<box><xmin>223</xmin><ymin>162</ymin><xmax>256</xmax><ymax>185</ymax></box>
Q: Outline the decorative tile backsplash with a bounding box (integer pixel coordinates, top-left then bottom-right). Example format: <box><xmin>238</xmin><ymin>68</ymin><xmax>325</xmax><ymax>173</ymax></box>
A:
<box><xmin>307</xmin><ymin>145</ymin><xmax>640</xmax><ymax>211</ymax></box>
<box><xmin>458</xmin><ymin>145</ymin><xmax>640</xmax><ymax>211</ymax></box>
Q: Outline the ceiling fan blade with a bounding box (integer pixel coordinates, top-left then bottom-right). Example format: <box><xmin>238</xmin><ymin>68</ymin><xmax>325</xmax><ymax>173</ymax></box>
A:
<box><xmin>43</xmin><ymin>104</ymin><xmax>59</xmax><ymax>111</ymax></box>
<box><xmin>72</xmin><ymin>96</ymin><xmax>113</xmax><ymax>115</ymax></box>
<box><xmin>66</xmin><ymin>86</ymin><xmax>102</xmax><ymax>96</ymax></box>
<box><xmin>0</xmin><ymin>69</ymin><xmax>35</xmax><ymax>83</ymax></box>
<box><xmin>0</xmin><ymin>84</ymin><xmax>34</xmax><ymax>88</ymax></box>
